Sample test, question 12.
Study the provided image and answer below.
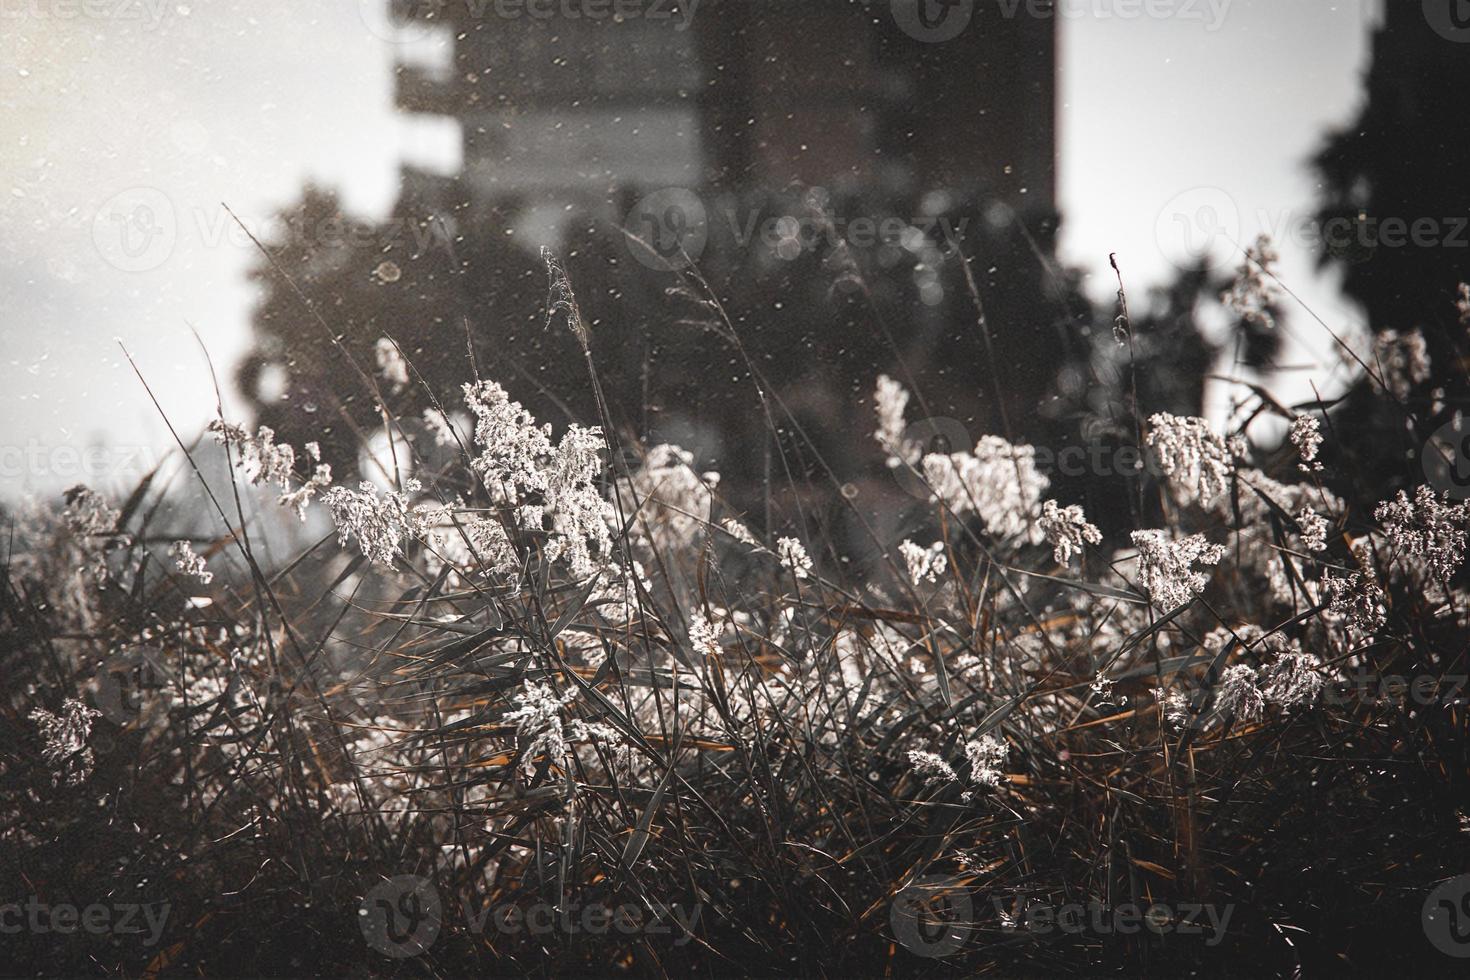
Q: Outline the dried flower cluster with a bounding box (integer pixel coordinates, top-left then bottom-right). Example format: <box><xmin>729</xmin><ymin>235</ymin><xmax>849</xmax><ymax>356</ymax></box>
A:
<box><xmin>873</xmin><ymin>372</ymin><xmax>913</xmax><ymax>467</ymax></box>
<box><xmin>908</xmin><ymin>734</ymin><xmax>1007</xmax><ymax>790</ymax></box>
<box><xmin>168</xmin><ymin>540</ymin><xmax>213</xmax><ymax>584</ymax></box>
<box><xmin>503</xmin><ymin>681</ymin><xmax>621</xmax><ymax>778</ymax></box>
<box><xmin>1039</xmin><ymin>499</ymin><xmax>1101</xmax><ymax>565</ymax></box>
<box><xmin>1297</xmin><ymin>506</ymin><xmax>1330</xmax><ymax>552</ymax></box>
<box><xmin>323</xmin><ymin>478</ymin><xmax>436</xmax><ymax>566</ymax></box>
<box><xmin>374</xmin><ymin>337</ymin><xmax>409</xmax><ymax>393</ymax></box>
<box><xmin>906</xmin><ymin>749</ymin><xmax>957</xmax><ymax>784</ymax></box>
<box><xmin>1289</xmin><ymin>414</ymin><xmax>1324</xmax><ymax>472</ymax></box>
<box><xmin>1375</xmin><ymin>484</ymin><xmax>1470</xmax><ymax>581</ymax></box>
<box><xmin>1131</xmin><ymin>529</ymin><xmax>1227</xmax><ymax>610</ymax></box>
<box><xmin>963</xmin><ymin>734</ymin><xmax>1008</xmax><ymax>787</ymax></box>
<box><xmin>1157</xmin><ymin>633</ymin><xmax>1326</xmax><ymax>731</ymax></box>
<box><xmin>1257</xmin><ymin>638</ymin><xmax>1326</xmax><ymax>711</ymax></box>
<box><xmin>1322</xmin><ymin>558</ymin><xmax>1388</xmax><ymax>637</ymax></box>
<box><xmin>460</xmin><ymin>379</ymin><xmax>613</xmax><ymax>578</ymax></box>
<box><xmin>423</xmin><ymin>406</ymin><xmax>459</xmax><ymax>447</ymax></box>
<box><xmin>1372</xmin><ymin>328</ymin><xmax>1431</xmax><ymax>401</ymax></box>
<box><xmin>1219</xmin><ymin>234</ymin><xmax>1281</xmax><ymax>331</ymax></box>
<box><xmin>1146</xmin><ymin>412</ymin><xmax>1246</xmax><ymax>508</ymax></box>
<box><xmin>898</xmin><ymin>539</ymin><xmax>947</xmax><ymax>583</ymax></box>
<box><xmin>209</xmin><ymin>421</ymin><xmax>332</xmax><ymax>520</ymax></box>
<box><xmin>923</xmin><ymin>436</ymin><xmax>1049</xmax><ymax>544</ymax></box>
<box><xmin>8</xmin><ymin>277</ymin><xmax>1470</xmax><ymax>978</ymax></box>
<box><xmin>720</xmin><ymin>517</ymin><xmax>760</xmax><ymax>549</ymax></box>
<box><xmin>29</xmin><ymin>697</ymin><xmax>101</xmax><ymax>786</ymax></box>
<box><xmin>688</xmin><ymin>611</ymin><xmax>725</xmax><ymax>658</ymax></box>
<box><xmin>871</xmin><ymin>375</ymin><xmax>1050</xmax><ymax>544</ymax></box>
<box><xmin>622</xmin><ymin>444</ymin><xmax>718</xmax><ymax>552</ymax></box>
<box><xmin>777</xmin><ymin>536</ymin><xmax>813</xmax><ymax>580</ymax></box>
<box><xmin>63</xmin><ymin>485</ymin><xmax>119</xmax><ymax>536</ymax></box>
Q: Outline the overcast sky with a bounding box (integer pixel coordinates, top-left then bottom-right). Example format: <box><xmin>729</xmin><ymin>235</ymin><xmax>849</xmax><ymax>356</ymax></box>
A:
<box><xmin>0</xmin><ymin>0</ymin><xmax>1380</xmax><ymax>496</ymax></box>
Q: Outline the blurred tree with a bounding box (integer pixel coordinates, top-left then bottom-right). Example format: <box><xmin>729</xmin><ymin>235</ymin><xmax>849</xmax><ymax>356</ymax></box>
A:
<box><xmin>1312</xmin><ymin>4</ymin><xmax>1470</xmax><ymax>497</ymax></box>
<box><xmin>1040</xmin><ymin>263</ymin><xmax>1220</xmax><ymax>537</ymax></box>
<box><xmin>238</xmin><ymin>183</ymin><xmax>491</xmax><ymax>472</ymax></box>
<box><xmin>238</xmin><ymin>184</ymin><xmax>1099</xmax><ymax>530</ymax></box>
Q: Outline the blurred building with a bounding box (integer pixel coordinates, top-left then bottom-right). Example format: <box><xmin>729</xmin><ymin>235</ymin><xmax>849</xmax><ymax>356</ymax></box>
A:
<box><xmin>391</xmin><ymin>0</ymin><xmax>1055</xmax><ymax>242</ymax></box>
<box><xmin>243</xmin><ymin>1</ymin><xmax>1072</xmax><ymax>549</ymax></box>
